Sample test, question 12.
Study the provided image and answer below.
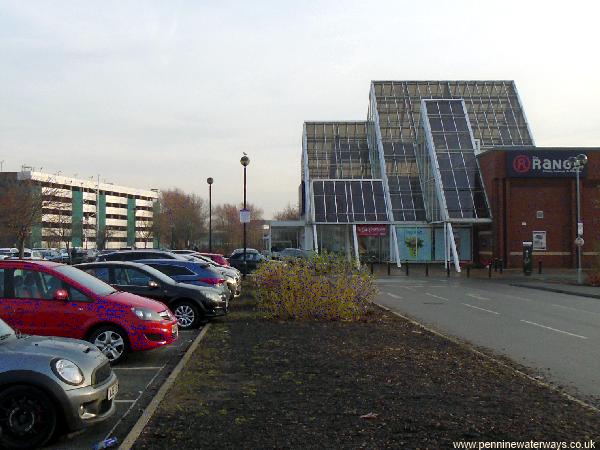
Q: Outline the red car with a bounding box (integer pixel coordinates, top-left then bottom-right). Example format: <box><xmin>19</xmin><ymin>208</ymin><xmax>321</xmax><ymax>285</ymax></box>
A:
<box><xmin>198</xmin><ymin>253</ymin><xmax>230</xmax><ymax>267</ymax></box>
<box><xmin>0</xmin><ymin>260</ymin><xmax>178</xmax><ymax>364</ymax></box>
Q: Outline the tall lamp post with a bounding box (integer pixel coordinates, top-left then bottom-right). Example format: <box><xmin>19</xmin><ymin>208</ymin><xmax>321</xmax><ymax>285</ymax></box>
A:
<box><xmin>568</xmin><ymin>154</ymin><xmax>588</xmax><ymax>285</ymax></box>
<box><xmin>207</xmin><ymin>177</ymin><xmax>213</xmax><ymax>252</ymax></box>
<box><xmin>240</xmin><ymin>154</ymin><xmax>250</xmax><ymax>275</ymax></box>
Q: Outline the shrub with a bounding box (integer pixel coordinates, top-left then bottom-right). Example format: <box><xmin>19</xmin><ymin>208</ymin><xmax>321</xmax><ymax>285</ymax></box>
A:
<box><xmin>253</xmin><ymin>253</ymin><xmax>378</xmax><ymax>321</ymax></box>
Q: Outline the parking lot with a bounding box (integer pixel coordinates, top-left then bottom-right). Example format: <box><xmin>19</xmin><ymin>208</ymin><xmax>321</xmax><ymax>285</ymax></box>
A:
<box><xmin>46</xmin><ymin>327</ymin><xmax>202</xmax><ymax>450</ymax></box>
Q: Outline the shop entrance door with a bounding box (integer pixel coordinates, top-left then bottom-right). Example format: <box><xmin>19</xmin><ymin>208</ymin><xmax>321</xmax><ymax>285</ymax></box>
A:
<box><xmin>356</xmin><ymin>225</ymin><xmax>389</xmax><ymax>263</ymax></box>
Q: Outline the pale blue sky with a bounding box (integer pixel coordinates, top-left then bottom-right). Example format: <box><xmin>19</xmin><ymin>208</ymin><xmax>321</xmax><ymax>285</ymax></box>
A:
<box><xmin>1</xmin><ymin>0</ymin><xmax>599</xmax><ymax>216</ymax></box>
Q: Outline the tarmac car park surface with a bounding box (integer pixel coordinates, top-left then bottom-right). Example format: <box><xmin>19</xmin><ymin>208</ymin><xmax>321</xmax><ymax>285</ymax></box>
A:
<box><xmin>46</xmin><ymin>327</ymin><xmax>202</xmax><ymax>450</ymax></box>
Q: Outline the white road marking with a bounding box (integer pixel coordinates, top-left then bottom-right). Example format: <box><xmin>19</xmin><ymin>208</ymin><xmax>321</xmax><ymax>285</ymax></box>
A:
<box><xmin>461</xmin><ymin>303</ymin><xmax>500</xmax><ymax>315</ymax></box>
<box><xmin>425</xmin><ymin>292</ymin><xmax>449</xmax><ymax>301</ymax></box>
<box><xmin>520</xmin><ymin>320</ymin><xmax>588</xmax><ymax>339</ymax></box>
<box><xmin>386</xmin><ymin>292</ymin><xmax>403</xmax><ymax>299</ymax></box>
<box><xmin>466</xmin><ymin>293</ymin><xmax>491</xmax><ymax>301</ymax></box>
<box><xmin>112</xmin><ymin>367</ymin><xmax>164</xmax><ymax>370</ymax></box>
<box><xmin>115</xmin><ymin>399</ymin><xmax>137</xmax><ymax>403</ymax></box>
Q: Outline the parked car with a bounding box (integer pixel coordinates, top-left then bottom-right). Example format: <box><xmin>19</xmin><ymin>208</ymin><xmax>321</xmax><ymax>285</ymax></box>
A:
<box><xmin>182</xmin><ymin>254</ymin><xmax>241</xmax><ymax>296</ymax></box>
<box><xmin>0</xmin><ymin>248</ymin><xmax>44</xmax><ymax>260</ymax></box>
<box><xmin>76</xmin><ymin>261</ymin><xmax>228</xmax><ymax>329</ymax></box>
<box><xmin>198</xmin><ymin>253</ymin><xmax>230</xmax><ymax>267</ymax></box>
<box><xmin>97</xmin><ymin>249</ymin><xmax>186</xmax><ymax>262</ymax></box>
<box><xmin>136</xmin><ymin>259</ymin><xmax>232</xmax><ymax>299</ymax></box>
<box><xmin>35</xmin><ymin>248</ymin><xmax>63</xmax><ymax>262</ymax></box>
<box><xmin>278</xmin><ymin>248</ymin><xmax>315</xmax><ymax>260</ymax></box>
<box><xmin>228</xmin><ymin>249</ymin><xmax>266</xmax><ymax>274</ymax></box>
<box><xmin>0</xmin><ymin>317</ymin><xmax>118</xmax><ymax>450</ymax></box>
<box><xmin>0</xmin><ymin>260</ymin><xmax>179</xmax><ymax>364</ymax></box>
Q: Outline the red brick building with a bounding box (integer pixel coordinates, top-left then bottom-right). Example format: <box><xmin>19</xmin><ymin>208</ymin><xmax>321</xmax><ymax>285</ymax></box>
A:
<box><xmin>478</xmin><ymin>148</ymin><xmax>600</xmax><ymax>268</ymax></box>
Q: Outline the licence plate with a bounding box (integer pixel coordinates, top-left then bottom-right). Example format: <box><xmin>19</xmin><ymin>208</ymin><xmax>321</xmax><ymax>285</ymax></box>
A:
<box><xmin>107</xmin><ymin>382</ymin><xmax>118</xmax><ymax>401</ymax></box>
<box><xmin>172</xmin><ymin>324</ymin><xmax>178</xmax><ymax>334</ymax></box>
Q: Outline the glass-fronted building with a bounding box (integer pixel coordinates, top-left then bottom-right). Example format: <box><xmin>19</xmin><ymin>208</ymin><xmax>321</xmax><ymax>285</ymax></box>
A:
<box><xmin>286</xmin><ymin>80</ymin><xmax>535</xmax><ymax>270</ymax></box>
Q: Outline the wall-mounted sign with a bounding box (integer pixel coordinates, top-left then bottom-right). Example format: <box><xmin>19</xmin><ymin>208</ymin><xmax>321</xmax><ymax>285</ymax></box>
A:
<box><xmin>507</xmin><ymin>151</ymin><xmax>588</xmax><ymax>178</ymax></box>
<box><xmin>532</xmin><ymin>231</ymin><xmax>546</xmax><ymax>250</ymax></box>
<box><xmin>356</xmin><ymin>224</ymin><xmax>388</xmax><ymax>237</ymax></box>
<box><xmin>396</xmin><ymin>226</ymin><xmax>432</xmax><ymax>261</ymax></box>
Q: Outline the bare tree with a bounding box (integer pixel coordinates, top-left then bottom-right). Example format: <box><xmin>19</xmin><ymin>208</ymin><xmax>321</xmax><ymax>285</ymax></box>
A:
<box><xmin>273</xmin><ymin>202</ymin><xmax>300</xmax><ymax>221</ymax></box>
<box><xmin>136</xmin><ymin>219</ymin><xmax>154</xmax><ymax>249</ymax></box>
<box><xmin>45</xmin><ymin>200</ymin><xmax>73</xmax><ymax>262</ymax></box>
<box><xmin>0</xmin><ymin>176</ymin><xmax>61</xmax><ymax>257</ymax></box>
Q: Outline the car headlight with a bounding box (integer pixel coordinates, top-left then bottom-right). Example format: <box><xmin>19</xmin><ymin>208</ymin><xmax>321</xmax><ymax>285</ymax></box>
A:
<box><xmin>52</xmin><ymin>359</ymin><xmax>84</xmax><ymax>386</ymax></box>
<box><xmin>132</xmin><ymin>307</ymin><xmax>162</xmax><ymax>321</ymax></box>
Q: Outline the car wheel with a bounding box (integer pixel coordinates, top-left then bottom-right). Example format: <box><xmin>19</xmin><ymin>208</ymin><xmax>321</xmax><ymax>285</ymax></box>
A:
<box><xmin>0</xmin><ymin>385</ymin><xmax>57</xmax><ymax>450</ymax></box>
<box><xmin>89</xmin><ymin>326</ymin><xmax>128</xmax><ymax>364</ymax></box>
<box><xmin>173</xmin><ymin>301</ymin><xmax>201</xmax><ymax>329</ymax></box>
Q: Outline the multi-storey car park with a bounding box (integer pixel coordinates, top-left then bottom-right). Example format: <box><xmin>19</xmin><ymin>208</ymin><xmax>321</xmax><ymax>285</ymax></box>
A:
<box><xmin>269</xmin><ymin>80</ymin><xmax>599</xmax><ymax>270</ymax></box>
<box><xmin>0</xmin><ymin>170</ymin><xmax>158</xmax><ymax>250</ymax></box>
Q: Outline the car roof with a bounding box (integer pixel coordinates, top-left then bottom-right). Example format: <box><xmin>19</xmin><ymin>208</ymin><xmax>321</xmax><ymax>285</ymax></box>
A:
<box><xmin>75</xmin><ymin>261</ymin><xmax>176</xmax><ymax>283</ymax></box>
<box><xmin>137</xmin><ymin>259</ymin><xmax>209</xmax><ymax>266</ymax></box>
<box><xmin>0</xmin><ymin>260</ymin><xmax>63</xmax><ymax>268</ymax></box>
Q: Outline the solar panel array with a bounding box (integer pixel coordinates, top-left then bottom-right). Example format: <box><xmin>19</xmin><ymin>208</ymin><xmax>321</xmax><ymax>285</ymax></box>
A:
<box><xmin>304</xmin><ymin>122</ymin><xmax>375</xmax><ymax>180</ymax></box>
<box><xmin>422</xmin><ymin>100</ymin><xmax>490</xmax><ymax>219</ymax></box>
<box><xmin>312</xmin><ymin>180</ymin><xmax>387</xmax><ymax>223</ymax></box>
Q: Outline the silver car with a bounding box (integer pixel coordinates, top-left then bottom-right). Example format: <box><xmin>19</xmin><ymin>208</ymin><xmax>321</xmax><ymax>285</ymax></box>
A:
<box><xmin>0</xmin><ymin>318</ymin><xmax>118</xmax><ymax>449</ymax></box>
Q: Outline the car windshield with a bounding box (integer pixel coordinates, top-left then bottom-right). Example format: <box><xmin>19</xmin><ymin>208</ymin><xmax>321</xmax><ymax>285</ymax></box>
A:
<box><xmin>55</xmin><ymin>265</ymin><xmax>116</xmax><ymax>296</ymax></box>
<box><xmin>0</xmin><ymin>319</ymin><xmax>15</xmax><ymax>342</ymax></box>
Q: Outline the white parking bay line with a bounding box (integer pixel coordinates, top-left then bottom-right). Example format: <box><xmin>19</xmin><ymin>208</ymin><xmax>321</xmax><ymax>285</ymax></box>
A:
<box><xmin>113</xmin><ymin>367</ymin><xmax>164</xmax><ymax>370</ymax></box>
<box><xmin>461</xmin><ymin>303</ymin><xmax>499</xmax><ymax>315</ymax></box>
<box><xmin>550</xmin><ymin>303</ymin><xmax>600</xmax><ymax>317</ymax></box>
<box><xmin>466</xmin><ymin>293</ymin><xmax>491</xmax><ymax>301</ymax></box>
<box><xmin>425</xmin><ymin>292</ymin><xmax>449</xmax><ymax>301</ymax></box>
<box><xmin>387</xmin><ymin>292</ymin><xmax>403</xmax><ymax>299</ymax></box>
<box><xmin>520</xmin><ymin>320</ymin><xmax>588</xmax><ymax>339</ymax></box>
<box><xmin>115</xmin><ymin>399</ymin><xmax>137</xmax><ymax>403</ymax></box>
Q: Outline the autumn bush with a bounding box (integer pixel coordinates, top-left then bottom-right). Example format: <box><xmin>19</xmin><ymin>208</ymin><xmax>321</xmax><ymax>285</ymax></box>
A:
<box><xmin>253</xmin><ymin>253</ymin><xmax>378</xmax><ymax>321</ymax></box>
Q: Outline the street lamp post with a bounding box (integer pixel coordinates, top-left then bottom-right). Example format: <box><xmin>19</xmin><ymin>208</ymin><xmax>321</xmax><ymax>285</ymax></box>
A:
<box><xmin>207</xmin><ymin>177</ymin><xmax>213</xmax><ymax>252</ymax></box>
<box><xmin>240</xmin><ymin>154</ymin><xmax>250</xmax><ymax>275</ymax></box>
<box><xmin>568</xmin><ymin>154</ymin><xmax>588</xmax><ymax>285</ymax></box>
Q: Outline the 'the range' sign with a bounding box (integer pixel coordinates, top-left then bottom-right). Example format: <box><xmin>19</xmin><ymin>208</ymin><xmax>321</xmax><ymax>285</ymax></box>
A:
<box><xmin>507</xmin><ymin>151</ymin><xmax>588</xmax><ymax>178</ymax></box>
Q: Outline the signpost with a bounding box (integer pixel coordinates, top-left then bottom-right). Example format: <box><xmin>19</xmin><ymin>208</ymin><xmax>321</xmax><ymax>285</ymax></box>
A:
<box><xmin>240</xmin><ymin>209</ymin><xmax>250</xmax><ymax>224</ymax></box>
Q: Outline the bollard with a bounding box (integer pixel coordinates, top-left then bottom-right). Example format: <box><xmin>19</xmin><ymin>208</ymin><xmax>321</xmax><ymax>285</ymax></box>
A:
<box><xmin>538</xmin><ymin>260</ymin><xmax>542</xmax><ymax>274</ymax></box>
<box><xmin>499</xmin><ymin>259</ymin><xmax>503</xmax><ymax>274</ymax></box>
<box><xmin>370</xmin><ymin>261</ymin><xmax>374</xmax><ymax>275</ymax></box>
<box><xmin>425</xmin><ymin>263</ymin><xmax>429</xmax><ymax>277</ymax></box>
<box><xmin>405</xmin><ymin>263</ymin><xmax>409</xmax><ymax>276</ymax></box>
<box><xmin>467</xmin><ymin>266</ymin><xmax>470</xmax><ymax>278</ymax></box>
<box><xmin>387</xmin><ymin>261</ymin><xmax>391</xmax><ymax>276</ymax></box>
<box><xmin>488</xmin><ymin>263</ymin><xmax>492</xmax><ymax>278</ymax></box>
<box><xmin>446</xmin><ymin>263</ymin><xmax>450</xmax><ymax>277</ymax></box>
<box><xmin>494</xmin><ymin>258</ymin><xmax>498</xmax><ymax>272</ymax></box>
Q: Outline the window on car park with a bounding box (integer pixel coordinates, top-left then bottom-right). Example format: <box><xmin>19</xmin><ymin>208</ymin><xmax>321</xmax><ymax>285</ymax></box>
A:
<box><xmin>84</xmin><ymin>267</ymin><xmax>110</xmax><ymax>283</ymax></box>
<box><xmin>14</xmin><ymin>269</ymin><xmax>64</xmax><ymax>300</ymax></box>
<box><xmin>114</xmin><ymin>267</ymin><xmax>156</xmax><ymax>286</ymax></box>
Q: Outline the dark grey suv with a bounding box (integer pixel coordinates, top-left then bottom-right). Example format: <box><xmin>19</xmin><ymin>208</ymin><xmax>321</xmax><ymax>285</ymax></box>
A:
<box><xmin>0</xmin><ymin>318</ymin><xmax>118</xmax><ymax>449</ymax></box>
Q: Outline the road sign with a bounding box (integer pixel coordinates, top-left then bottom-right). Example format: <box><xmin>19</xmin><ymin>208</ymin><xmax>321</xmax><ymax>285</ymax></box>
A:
<box><xmin>574</xmin><ymin>237</ymin><xmax>584</xmax><ymax>247</ymax></box>
<box><xmin>240</xmin><ymin>209</ymin><xmax>250</xmax><ymax>223</ymax></box>
<box><xmin>577</xmin><ymin>222</ymin><xmax>583</xmax><ymax>236</ymax></box>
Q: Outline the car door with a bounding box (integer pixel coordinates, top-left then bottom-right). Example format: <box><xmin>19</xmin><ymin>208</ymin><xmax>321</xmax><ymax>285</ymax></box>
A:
<box><xmin>6</xmin><ymin>268</ymin><xmax>86</xmax><ymax>338</ymax></box>
<box><xmin>112</xmin><ymin>266</ymin><xmax>167</xmax><ymax>301</ymax></box>
<box><xmin>0</xmin><ymin>267</ymin><xmax>15</xmax><ymax>326</ymax></box>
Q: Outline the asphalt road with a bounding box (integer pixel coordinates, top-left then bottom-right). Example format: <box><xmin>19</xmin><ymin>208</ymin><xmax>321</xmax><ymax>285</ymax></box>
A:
<box><xmin>46</xmin><ymin>328</ymin><xmax>201</xmax><ymax>450</ymax></box>
<box><xmin>376</xmin><ymin>276</ymin><xmax>600</xmax><ymax>405</ymax></box>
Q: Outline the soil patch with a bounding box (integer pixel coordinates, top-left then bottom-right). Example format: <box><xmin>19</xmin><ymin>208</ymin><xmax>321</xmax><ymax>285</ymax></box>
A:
<box><xmin>132</xmin><ymin>295</ymin><xmax>599</xmax><ymax>449</ymax></box>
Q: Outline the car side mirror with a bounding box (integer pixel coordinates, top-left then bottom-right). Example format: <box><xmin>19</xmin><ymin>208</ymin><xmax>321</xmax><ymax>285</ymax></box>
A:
<box><xmin>148</xmin><ymin>280</ymin><xmax>159</xmax><ymax>289</ymax></box>
<box><xmin>53</xmin><ymin>289</ymin><xmax>69</xmax><ymax>301</ymax></box>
